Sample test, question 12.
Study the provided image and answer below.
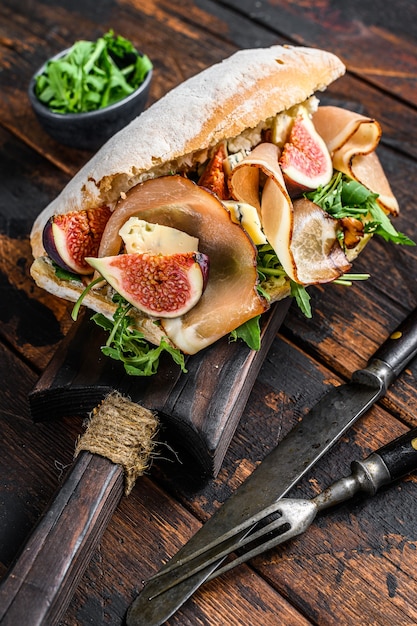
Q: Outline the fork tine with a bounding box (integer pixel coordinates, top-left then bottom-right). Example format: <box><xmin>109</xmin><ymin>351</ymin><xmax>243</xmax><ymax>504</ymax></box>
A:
<box><xmin>148</xmin><ymin>498</ymin><xmax>289</xmax><ymax>583</ymax></box>
<box><xmin>206</xmin><ymin>521</ymin><xmax>299</xmax><ymax>582</ymax></box>
<box><xmin>147</xmin><ymin>513</ymin><xmax>294</xmax><ymax>599</ymax></box>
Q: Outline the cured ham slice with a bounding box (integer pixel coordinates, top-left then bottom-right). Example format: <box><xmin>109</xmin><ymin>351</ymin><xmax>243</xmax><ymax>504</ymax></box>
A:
<box><xmin>313</xmin><ymin>106</ymin><xmax>399</xmax><ymax>215</ymax></box>
<box><xmin>229</xmin><ymin>142</ymin><xmax>350</xmax><ymax>284</ymax></box>
<box><xmin>96</xmin><ymin>175</ymin><xmax>267</xmax><ymax>354</ymax></box>
<box><xmin>229</xmin><ymin>143</ymin><xmax>295</xmax><ymax>277</ymax></box>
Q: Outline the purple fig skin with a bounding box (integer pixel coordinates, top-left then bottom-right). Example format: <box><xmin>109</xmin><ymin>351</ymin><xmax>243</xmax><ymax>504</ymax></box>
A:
<box><xmin>195</xmin><ymin>252</ymin><xmax>210</xmax><ymax>292</ymax></box>
<box><xmin>42</xmin><ymin>218</ymin><xmax>77</xmax><ymax>274</ymax></box>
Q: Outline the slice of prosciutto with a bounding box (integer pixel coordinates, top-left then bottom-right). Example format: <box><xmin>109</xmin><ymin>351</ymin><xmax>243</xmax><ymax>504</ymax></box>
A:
<box><xmin>97</xmin><ymin>175</ymin><xmax>267</xmax><ymax>354</ymax></box>
<box><xmin>313</xmin><ymin>106</ymin><xmax>399</xmax><ymax>215</ymax></box>
<box><xmin>229</xmin><ymin>142</ymin><xmax>350</xmax><ymax>284</ymax></box>
<box><xmin>229</xmin><ymin>142</ymin><xmax>294</xmax><ymax>274</ymax></box>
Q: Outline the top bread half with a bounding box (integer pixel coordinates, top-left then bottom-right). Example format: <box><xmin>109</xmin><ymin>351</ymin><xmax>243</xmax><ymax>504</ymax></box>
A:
<box><xmin>30</xmin><ymin>45</ymin><xmax>345</xmax><ymax>258</ymax></box>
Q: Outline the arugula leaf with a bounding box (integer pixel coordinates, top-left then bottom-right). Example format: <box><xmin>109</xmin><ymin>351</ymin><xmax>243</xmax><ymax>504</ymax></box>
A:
<box><xmin>52</xmin><ymin>261</ymin><xmax>83</xmax><ymax>282</ymax></box>
<box><xmin>332</xmin><ymin>273</ymin><xmax>370</xmax><ymax>286</ymax></box>
<box><xmin>71</xmin><ymin>276</ymin><xmax>104</xmax><ymax>321</ymax></box>
<box><xmin>229</xmin><ymin>315</ymin><xmax>261</xmax><ymax>351</ymax></box>
<box><xmin>91</xmin><ymin>294</ymin><xmax>187</xmax><ymax>377</ymax></box>
<box><xmin>306</xmin><ymin>173</ymin><xmax>415</xmax><ymax>246</ymax></box>
<box><xmin>290</xmin><ymin>280</ymin><xmax>312</xmax><ymax>318</ymax></box>
<box><xmin>103</xmin><ymin>30</ymin><xmax>136</xmax><ymax>58</ymax></box>
<box><xmin>256</xmin><ymin>244</ymin><xmax>288</xmax><ymax>293</ymax></box>
<box><xmin>35</xmin><ymin>31</ymin><xmax>153</xmax><ymax>114</ymax></box>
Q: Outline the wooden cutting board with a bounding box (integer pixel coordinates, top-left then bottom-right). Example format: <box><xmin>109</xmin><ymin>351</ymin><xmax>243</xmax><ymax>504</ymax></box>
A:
<box><xmin>29</xmin><ymin>299</ymin><xmax>290</xmax><ymax>476</ymax></box>
<box><xmin>0</xmin><ymin>300</ymin><xmax>289</xmax><ymax>625</ymax></box>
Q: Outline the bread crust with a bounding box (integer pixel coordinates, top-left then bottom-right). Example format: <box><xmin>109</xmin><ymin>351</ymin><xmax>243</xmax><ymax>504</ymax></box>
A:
<box><xmin>30</xmin><ymin>45</ymin><xmax>345</xmax><ymax>258</ymax></box>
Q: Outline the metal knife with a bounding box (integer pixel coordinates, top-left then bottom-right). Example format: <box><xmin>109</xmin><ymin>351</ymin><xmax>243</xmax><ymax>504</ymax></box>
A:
<box><xmin>126</xmin><ymin>306</ymin><xmax>417</xmax><ymax>626</ymax></box>
<box><xmin>151</xmin><ymin>426</ymin><xmax>417</xmax><ymax>586</ymax></box>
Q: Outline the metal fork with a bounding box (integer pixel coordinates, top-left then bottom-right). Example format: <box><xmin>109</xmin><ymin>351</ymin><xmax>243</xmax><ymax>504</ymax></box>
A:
<box><xmin>146</xmin><ymin>427</ymin><xmax>417</xmax><ymax>598</ymax></box>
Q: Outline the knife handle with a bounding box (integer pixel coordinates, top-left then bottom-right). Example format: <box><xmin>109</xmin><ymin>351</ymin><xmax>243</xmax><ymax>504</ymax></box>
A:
<box><xmin>353</xmin><ymin>307</ymin><xmax>417</xmax><ymax>390</ymax></box>
<box><xmin>0</xmin><ymin>452</ymin><xmax>124</xmax><ymax>626</ymax></box>
<box><xmin>349</xmin><ymin>426</ymin><xmax>417</xmax><ymax>499</ymax></box>
<box><xmin>375</xmin><ymin>426</ymin><xmax>417</xmax><ymax>482</ymax></box>
<box><xmin>373</xmin><ymin>307</ymin><xmax>417</xmax><ymax>379</ymax></box>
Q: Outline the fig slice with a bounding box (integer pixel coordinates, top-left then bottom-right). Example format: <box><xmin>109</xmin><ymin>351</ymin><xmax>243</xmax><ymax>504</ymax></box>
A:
<box><xmin>279</xmin><ymin>109</ymin><xmax>333</xmax><ymax>195</ymax></box>
<box><xmin>97</xmin><ymin>175</ymin><xmax>267</xmax><ymax>353</ymax></box>
<box><xmin>43</xmin><ymin>206</ymin><xmax>111</xmax><ymax>275</ymax></box>
<box><xmin>87</xmin><ymin>252</ymin><xmax>209</xmax><ymax>318</ymax></box>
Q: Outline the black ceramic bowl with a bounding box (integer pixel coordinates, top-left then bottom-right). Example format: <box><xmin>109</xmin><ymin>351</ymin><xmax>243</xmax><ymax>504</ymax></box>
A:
<box><xmin>28</xmin><ymin>47</ymin><xmax>153</xmax><ymax>151</ymax></box>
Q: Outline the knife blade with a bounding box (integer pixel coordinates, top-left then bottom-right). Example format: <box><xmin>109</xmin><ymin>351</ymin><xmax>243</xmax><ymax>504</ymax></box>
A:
<box><xmin>127</xmin><ymin>306</ymin><xmax>417</xmax><ymax>626</ymax></box>
<box><xmin>150</xmin><ymin>425</ymin><xmax>417</xmax><ymax>588</ymax></box>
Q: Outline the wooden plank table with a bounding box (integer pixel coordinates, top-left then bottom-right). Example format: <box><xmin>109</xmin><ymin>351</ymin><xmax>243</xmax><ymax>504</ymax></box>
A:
<box><xmin>1</xmin><ymin>1</ymin><xmax>417</xmax><ymax>624</ymax></box>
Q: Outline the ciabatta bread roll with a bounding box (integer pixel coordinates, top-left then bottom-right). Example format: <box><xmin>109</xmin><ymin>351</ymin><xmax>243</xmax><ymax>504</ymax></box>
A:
<box><xmin>30</xmin><ymin>45</ymin><xmax>402</xmax><ymax>361</ymax></box>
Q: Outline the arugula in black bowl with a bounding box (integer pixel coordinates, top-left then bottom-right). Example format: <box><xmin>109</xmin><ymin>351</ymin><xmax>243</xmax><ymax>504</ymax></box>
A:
<box><xmin>34</xmin><ymin>30</ymin><xmax>153</xmax><ymax>114</ymax></box>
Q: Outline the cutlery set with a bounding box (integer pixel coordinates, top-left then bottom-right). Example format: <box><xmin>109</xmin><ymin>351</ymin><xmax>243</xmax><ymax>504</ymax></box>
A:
<box><xmin>127</xmin><ymin>307</ymin><xmax>417</xmax><ymax>625</ymax></box>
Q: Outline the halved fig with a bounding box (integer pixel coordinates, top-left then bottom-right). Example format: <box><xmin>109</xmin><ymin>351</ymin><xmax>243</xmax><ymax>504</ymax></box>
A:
<box><xmin>97</xmin><ymin>175</ymin><xmax>267</xmax><ymax>353</ymax></box>
<box><xmin>289</xmin><ymin>197</ymin><xmax>351</xmax><ymax>284</ymax></box>
<box><xmin>43</xmin><ymin>206</ymin><xmax>111</xmax><ymax>275</ymax></box>
<box><xmin>86</xmin><ymin>252</ymin><xmax>209</xmax><ymax>318</ymax></box>
<box><xmin>279</xmin><ymin>110</ymin><xmax>333</xmax><ymax>196</ymax></box>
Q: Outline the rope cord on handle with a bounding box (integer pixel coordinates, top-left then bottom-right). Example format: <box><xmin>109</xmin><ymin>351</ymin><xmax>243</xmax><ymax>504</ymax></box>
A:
<box><xmin>75</xmin><ymin>391</ymin><xmax>159</xmax><ymax>494</ymax></box>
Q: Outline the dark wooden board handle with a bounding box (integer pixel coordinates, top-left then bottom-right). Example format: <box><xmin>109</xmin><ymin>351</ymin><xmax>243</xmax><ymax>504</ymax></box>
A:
<box><xmin>0</xmin><ymin>452</ymin><xmax>123</xmax><ymax>626</ymax></box>
<box><xmin>30</xmin><ymin>300</ymin><xmax>290</xmax><ymax>476</ymax></box>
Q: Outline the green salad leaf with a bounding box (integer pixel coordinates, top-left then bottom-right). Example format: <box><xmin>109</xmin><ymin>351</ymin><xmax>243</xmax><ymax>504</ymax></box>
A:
<box><xmin>256</xmin><ymin>243</ymin><xmax>287</xmax><ymax>298</ymax></box>
<box><xmin>35</xmin><ymin>30</ymin><xmax>153</xmax><ymax>114</ymax></box>
<box><xmin>52</xmin><ymin>261</ymin><xmax>83</xmax><ymax>283</ymax></box>
<box><xmin>290</xmin><ymin>280</ymin><xmax>312</xmax><ymax>318</ymax></box>
<box><xmin>229</xmin><ymin>315</ymin><xmax>262</xmax><ymax>351</ymax></box>
<box><xmin>306</xmin><ymin>172</ymin><xmax>415</xmax><ymax>246</ymax></box>
<box><xmin>91</xmin><ymin>294</ymin><xmax>187</xmax><ymax>377</ymax></box>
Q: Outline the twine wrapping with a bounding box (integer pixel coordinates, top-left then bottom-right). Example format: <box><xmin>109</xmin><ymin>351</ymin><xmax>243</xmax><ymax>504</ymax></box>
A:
<box><xmin>74</xmin><ymin>391</ymin><xmax>159</xmax><ymax>495</ymax></box>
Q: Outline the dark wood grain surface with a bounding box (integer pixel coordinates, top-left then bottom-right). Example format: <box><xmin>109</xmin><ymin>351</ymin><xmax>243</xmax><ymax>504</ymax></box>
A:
<box><xmin>1</xmin><ymin>1</ymin><xmax>417</xmax><ymax>624</ymax></box>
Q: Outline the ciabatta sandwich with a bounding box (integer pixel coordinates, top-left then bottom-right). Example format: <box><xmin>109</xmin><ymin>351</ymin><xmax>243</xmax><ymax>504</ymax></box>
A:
<box><xmin>30</xmin><ymin>45</ymin><xmax>408</xmax><ymax>373</ymax></box>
